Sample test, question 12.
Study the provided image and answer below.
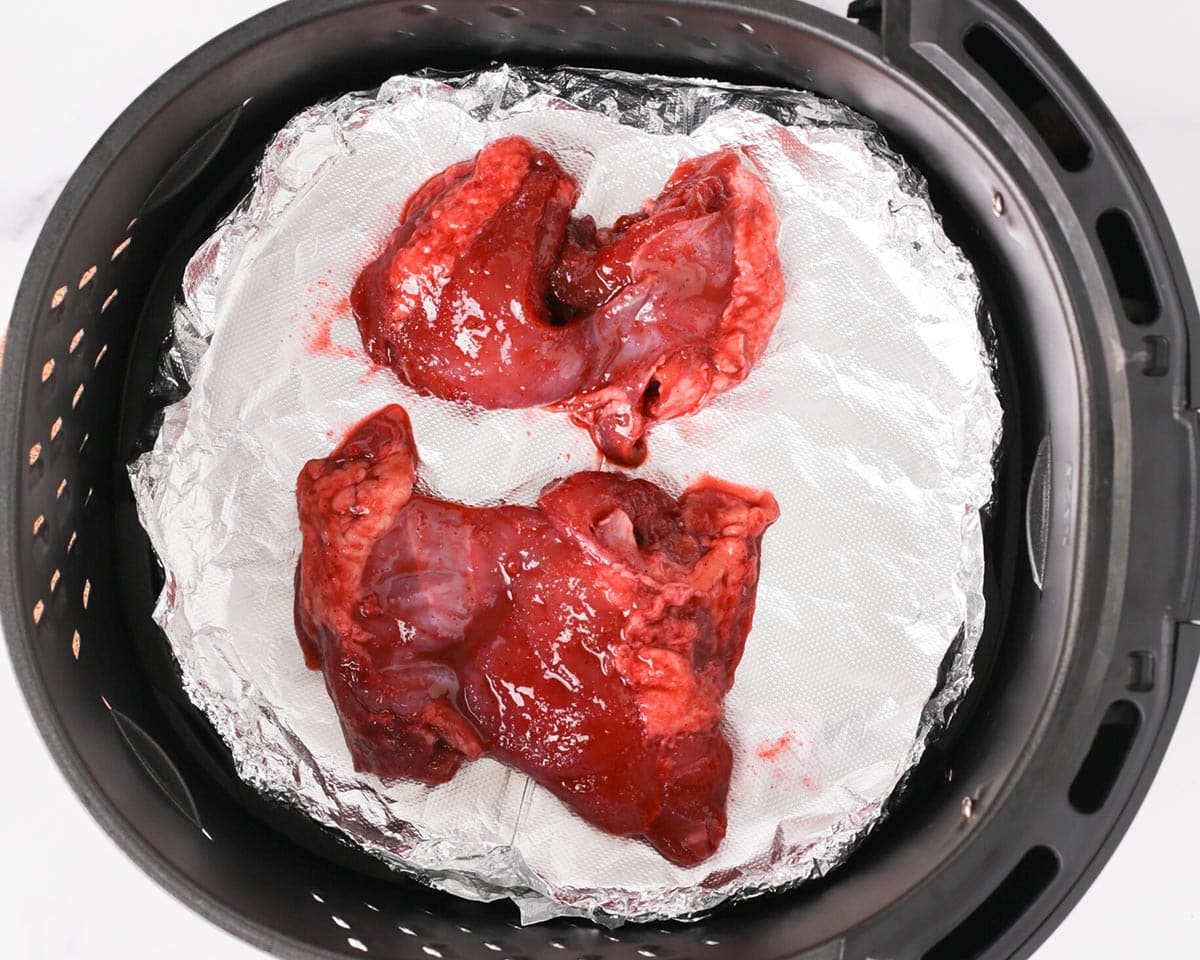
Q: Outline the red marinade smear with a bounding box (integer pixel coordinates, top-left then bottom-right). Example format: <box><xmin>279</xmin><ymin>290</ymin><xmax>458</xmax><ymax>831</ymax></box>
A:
<box><xmin>351</xmin><ymin>136</ymin><xmax>785</xmax><ymax>466</ymax></box>
<box><xmin>295</xmin><ymin>405</ymin><xmax>779</xmax><ymax>865</ymax></box>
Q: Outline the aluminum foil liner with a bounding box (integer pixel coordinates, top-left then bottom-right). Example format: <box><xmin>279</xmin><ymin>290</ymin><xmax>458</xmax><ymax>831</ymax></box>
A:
<box><xmin>130</xmin><ymin>65</ymin><xmax>1002</xmax><ymax>924</ymax></box>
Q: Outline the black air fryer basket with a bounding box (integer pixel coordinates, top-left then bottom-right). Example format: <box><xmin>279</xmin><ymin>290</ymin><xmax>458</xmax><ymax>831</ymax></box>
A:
<box><xmin>3</xmin><ymin>1</ymin><xmax>1198</xmax><ymax>958</ymax></box>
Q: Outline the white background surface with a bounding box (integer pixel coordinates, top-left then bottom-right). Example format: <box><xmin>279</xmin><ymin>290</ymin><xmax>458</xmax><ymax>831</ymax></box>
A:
<box><xmin>0</xmin><ymin>1</ymin><xmax>1195</xmax><ymax>957</ymax></box>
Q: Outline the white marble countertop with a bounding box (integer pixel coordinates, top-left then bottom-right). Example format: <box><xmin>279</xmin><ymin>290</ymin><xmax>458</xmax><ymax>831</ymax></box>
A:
<box><xmin>1</xmin><ymin>1</ymin><xmax>1197</xmax><ymax>957</ymax></box>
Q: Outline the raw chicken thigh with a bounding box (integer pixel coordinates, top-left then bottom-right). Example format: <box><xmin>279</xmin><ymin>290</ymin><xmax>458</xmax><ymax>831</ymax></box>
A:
<box><xmin>351</xmin><ymin>137</ymin><xmax>587</xmax><ymax>408</ymax></box>
<box><xmin>294</xmin><ymin>405</ymin><xmax>779</xmax><ymax>864</ymax></box>
<box><xmin>352</xmin><ymin>136</ymin><xmax>784</xmax><ymax>465</ymax></box>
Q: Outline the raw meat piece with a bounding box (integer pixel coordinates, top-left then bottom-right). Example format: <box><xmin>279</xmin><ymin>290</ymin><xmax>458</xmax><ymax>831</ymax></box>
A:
<box><xmin>352</xmin><ymin>136</ymin><xmax>784</xmax><ymax>466</ymax></box>
<box><xmin>293</xmin><ymin>406</ymin><xmax>484</xmax><ymax>783</ymax></box>
<box><xmin>553</xmin><ymin>149</ymin><xmax>785</xmax><ymax>466</ymax></box>
<box><xmin>295</xmin><ymin>405</ymin><xmax>779</xmax><ymax>865</ymax></box>
<box><xmin>351</xmin><ymin>137</ymin><xmax>588</xmax><ymax>408</ymax></box>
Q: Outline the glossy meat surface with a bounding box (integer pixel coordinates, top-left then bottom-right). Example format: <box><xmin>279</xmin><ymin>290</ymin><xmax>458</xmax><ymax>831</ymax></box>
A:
<box><xmin>351</xmin><ymin>137</ymin><xmax>587</xmax><ymax>408</ymax></box>
<box><xmin>295</xmin><ymin>405</ymin><xmax>779</xmax><ymax>864</ymax></box>
<box><xmin>352</xmin><ymin>136</ymin><xmax>784</xmax><ymax>465</ymax></box>
<box><xmin>553</xmin><ymin>149</ymin><xmax>785</xmax><ymax>466</ymax></box>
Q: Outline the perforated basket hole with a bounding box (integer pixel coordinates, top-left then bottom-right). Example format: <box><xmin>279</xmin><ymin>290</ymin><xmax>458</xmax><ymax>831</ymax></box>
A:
<box><xmin>55</xmin><ymin>478</ymin><xmax>68</xmax><ymax>500</ymax></box>
<box><xmin>82</xmin><ymin>579</ymin><xmax>91</xmax><ymax>610</ymax></box>
<box><xmin>94</xmin><ymin>344</ymin><xmax>108</xmax><ymax>368</ymax></box>
<box><xmin>49</xmin><ymin>569</ymin><xmax>60</xmax><ymax>593</ymax></box>
<box><xmin>1097</xmin><ymin>209</ymin><xmax>1160</xmax><ymax>325</ymax></box>
<box><xmin>41</xmin><ymin>358</ymin><xmax>55</xmax><ymax>382</ymax></box>
<box><xmin>50</xmin><ymin>285</ymin><xmax>67</xmax><ymax>309</ymax></box>
<box><xmin>67</xmin><ymin>531</ymin><xmax>77</xmax><ymax>553</ymax></box>
<box><xmin>32</xmin><ymin>514</ymin><xmax>45</xmax><ymax>537</ymax></box>
<box><xmin>32</xmin><ymin>599</ymin><xmax>45</xmax><ymax>624</ymax></box>
<box><xmin>78</xmin><ymin>265</ymin><xmax>97</xmax><ymax>289</ymax></box>
<box><xmin>71</xmin><ymin>384</ymin><xmax>84</xmax><ymax>409</ymax></box>
<box><xmin>963</xmin><ymin>23</ymin><xmax>1091</xmax><ymax>171</ymax></box>
<box><xmin>923</xmin><ymin>846</ymin><xmax>1060</xmax><ymax>960</ymax></box>
<box><xmin>71</xmin><ymin>630</ymin><xmax>81</xmax><ymax>660</ymax></box>
<box><xmin>68</xmin><ymin>328</ymin><xmax>84</xmax><ymax>354</ymax></box>
<box><xmin>50</xmin><ymin>416</ymin><xmax>63</xmax><ymax>440</ymax></box>
<box><xmin>101</xmin><ymin>289</ymin><xmax>118</xmax><ymax>313</ymax></box>
<box><xmin>1069</xmin><ymin>700</ymin><xmax>1142</xmax><ymax>813</ymax></box>
<box><xmin>111</xmin><ymin>236</ymin><xmax>132</xmax><ymax>260</ymax></box>
<box><xmin>28</xmin><ymin>442</ymin><xmax>42</xmax><ymax>467</ymax></box>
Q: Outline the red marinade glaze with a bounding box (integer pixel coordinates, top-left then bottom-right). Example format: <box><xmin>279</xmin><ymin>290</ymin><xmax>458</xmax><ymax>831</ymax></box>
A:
<box><xmin>350</xmin><ymin>137</ymin><xmax>588</xmax><ymax>408</ymax></box>
<box><xmin>553</xmin><ymin>149</ymin><xmax>785</xmax><ymax>466</ymax></box>
<box><xmin>351</xmin><ymin>136</ymin><xmax>785</xmax><ymax>466</ymax></box>
<box><xmin>295</xmin><ymin>405</ymin><xmax>779</xmax><ymax>865</ymax></box>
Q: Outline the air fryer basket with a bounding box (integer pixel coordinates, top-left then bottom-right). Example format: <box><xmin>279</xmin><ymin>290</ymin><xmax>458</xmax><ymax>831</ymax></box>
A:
<box><xmin>3</xmin><ymin>1</ymin><xmax>1198</xmax><ymax>958</ymax></box>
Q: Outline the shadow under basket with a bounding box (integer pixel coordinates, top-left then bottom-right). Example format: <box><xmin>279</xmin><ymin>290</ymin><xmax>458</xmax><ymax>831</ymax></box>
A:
<box><xmin>3</xmin><ymin>1</ymin><xmax>1199</xmax><ymax>959</ymax></box>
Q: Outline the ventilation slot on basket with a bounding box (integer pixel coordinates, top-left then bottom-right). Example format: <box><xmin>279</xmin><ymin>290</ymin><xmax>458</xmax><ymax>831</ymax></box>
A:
<box><xmin>1097</xmin><ymin>209</ymin><xmax>1160</xmax><ymax>325</ymax></box>
<box><xmin>963</xmin><ymin>24</ymin><xmax>1091</xmax><ymax>171</ymax></box>
<box><xmin>1069</xmin><ymin>700</ymin><xmax>1141</xmax><ymax>814</ymax></box>
<box><xmin>923</xmin><ymin>846</ymin><xmax>1060</xmax><ymax>960</ymax></box>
